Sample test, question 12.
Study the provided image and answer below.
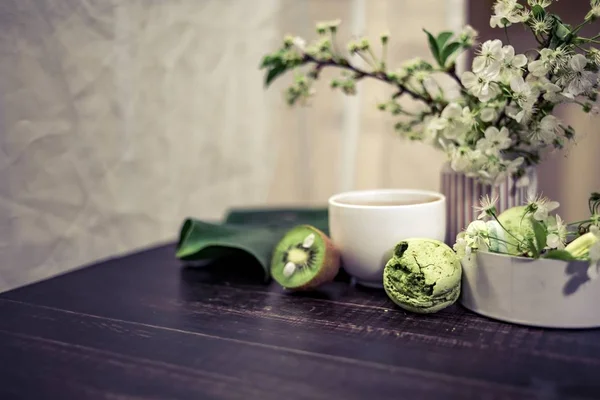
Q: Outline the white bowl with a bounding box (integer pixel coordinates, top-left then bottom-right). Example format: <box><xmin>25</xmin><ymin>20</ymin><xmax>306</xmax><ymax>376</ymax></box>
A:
<box><xmin>460</xmin><ymin>251</ymin><xmax>600</xmax><ymax>329</ymax></box>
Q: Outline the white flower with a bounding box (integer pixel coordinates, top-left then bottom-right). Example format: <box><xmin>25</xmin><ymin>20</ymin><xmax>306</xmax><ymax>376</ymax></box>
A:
<box><xmin>590</xmin><ymin>0</ymin><xmax>600</xmax><ymax>18</ymax></box>
<box><xmin>525</xmin><ymin>193</ymin><xmax>560</xmax><ymax>221</ymax></box>
<box><xmin>459</xmin><ymin>25</ymin><xmax>479</xmax><ymax>47</ymax></box>
<box><xmin>527</xmin><ymin>48</ymin><xmax>554</xmax><ymax>77</ymax></box>
<box><xmin>439</xmin><ymin>103</ymin><xmax>469</xmax><ymax>140</ymax></box>
<box><xmin>542</xmin><ymin>80</ymin><xmax>566</xmax><ymax>102</ymax></box>
<box><xmin>453</xmin><ymin>233</ymin><xmax>472</xmax><ymax>260</ymax></box>
<box><xmin>562</xmin><ymin>54</ymin><xmax>597</xmax><ymax>98</ymax></box>
<box><xmin>507</xmin><ymin>76</ymin><xmax>538</xmax><ymax>123</ymax></box>
<box><xmin>461</xmin><ymin>106</ymin><xmax>479</xmax><ymax>129</ymax></box>
<box><xmin>541</xmin><ymin>114</ymin><xmax>561</xmax><ymax>137</ymax></box>
<box><xmin>477</xmin><ymin>158</ymin><xmax>523</xmax><ymax>187</ymax></box>
<box><xmin>530</xmin><ymin>115</ymin><xmax>561</xmax><ymax>145</ymax></box>
<box><xmin>528</xmin><ymin>60</ymin><xmax>549</xmax><ymax>78</ymax></box>
<box><xmin>449</xmin><ymin>147</ymin><xmax>470</xmax><ymax>172</ymax></box>
<box><xmin>528</xmin><ymin>0</ymin><xmax>554</xmax><ymax>7</ymax></box>
<box><xmin>448</xmin><ymin>145</ymin><xmax>489</xmax><ymax>174</ymax></box>
<box><xmin>490</xmin><ymin>0</ymin><xmax>523</xmax><ymax>28</ymax></box>
<box><xmin>519</xmin><ymin>9</ymin><xmax>532</xmax><ymax>23</ymax></box>
<box><xmin>480</xmin><ymin>108</ymin><xmax>497</xmax><ymax>122</ymax></box>
<box><xmin>427</xmin><ymin>116</ymin><xmax>447</xmax><ymax>131</ymax></box>
<box><xmin>503</xmin><ymin>157</ymin><xmax>524</xmax><ymax>177</ymax></box>
<box><xmin>546</xmin><ymin>215</ymin><xmax>567</xmax><ymax>249</ymax></box>
<box><xmin>466</xmin><ymin>220</ymin><xmax>490</xmax><ymax>251</ymax></box>
<box><xmin>552</xmin><ymin>47</ymin><xmax>572</xmax><ymax>72</ymax></box>
<box><xmin>424</xmin><ymin>117</ymin><xmax>445</xmax><ymax>144</ymax></box>
<box><xmin>474</xmin><ymin>194</ymin><xmax>499</xmax><ymax>220</ymax></box>
<box><xmin>546</xmin><ymin>231</ymin><xmax>563</xmax><ymax>252</ymax></box>
<box><xmin>529</xmin><ymin>15</ymin><xmax>553</xmax><ymax>35</ymax></box>
<box><xmin>588</xmin><ymin>48</ymin><xmax>600</xmax><ymax>67</ymax></box>
<box><xmin>510</xmin><ymin>76</ymin><xmax>535</xmax><ymax>107</ymax></box>
<box><xmin>473</xmin><ymin>40</ymin><xmax>504</xmax><ymax>75</ymax></box>
<box><xmin>478</xmin><ymin>160</ymin><xmax>504</xmax><ymax>186</ymax></box>
<box><xmin>476</xmin><ymin>126</ymin><xmax>512</xmax><ymax>156</ymax></box>
<box><xmin>462</xmin><ymin>70</ymin><xmax>501</xmax><ymax>102</ymax></box>
<box><xmin>292</xmin><ymin>37</ymin><xmax>306</xmax><ymax>51</ymax></box>
<box><xmin>466</xmin><ymin>220</ymin><xmax>488</xmax><ymax>237</ymax></box>
<box><xmin>499</xmin><ymin>45</ymin><xmax>528</xmax><ymax>81</ymax></box>
<box><xmin>441</xmin><ymin>103</ymin><xmax>463</xmax><ymax>120</ymax></box>
<box><xmin>506</xmin><ymin>99</ymin><xmax>535</xmax><ymax>123</ymax></box>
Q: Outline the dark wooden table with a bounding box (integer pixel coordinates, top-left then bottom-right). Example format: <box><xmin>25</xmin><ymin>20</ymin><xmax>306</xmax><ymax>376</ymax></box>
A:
<box><xmin>2</xmin><ymin>243</ymin><xmax>600</xmax><ymax>399</ymax></box>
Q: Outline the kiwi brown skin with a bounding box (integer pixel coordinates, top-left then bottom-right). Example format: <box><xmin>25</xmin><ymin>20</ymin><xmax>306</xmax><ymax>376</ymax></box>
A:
<box><xmin>273</xmin><ymin>225</ymin><xmax>341</xmax><ymax>291</ymax></box>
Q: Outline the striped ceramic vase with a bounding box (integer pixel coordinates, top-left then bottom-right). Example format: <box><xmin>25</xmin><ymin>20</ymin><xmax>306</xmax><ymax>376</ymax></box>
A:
<box><xmin>440</xmin><ymin>163</ymin><xmax>538</xmax><ymax>245</ymax></box>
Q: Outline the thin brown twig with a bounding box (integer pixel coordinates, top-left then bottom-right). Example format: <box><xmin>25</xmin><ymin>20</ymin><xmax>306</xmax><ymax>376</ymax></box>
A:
<box><xmin>303</xmin><ymin>54</ymin><xmax>430</xmax><ymax>103</ymax></box>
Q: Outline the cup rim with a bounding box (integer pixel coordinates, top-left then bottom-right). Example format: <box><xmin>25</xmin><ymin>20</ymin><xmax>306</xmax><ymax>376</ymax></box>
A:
<box><xmin>328</xmin><ymin>188</ymin><xmax>445</xmax><ymax>210</ymax></box>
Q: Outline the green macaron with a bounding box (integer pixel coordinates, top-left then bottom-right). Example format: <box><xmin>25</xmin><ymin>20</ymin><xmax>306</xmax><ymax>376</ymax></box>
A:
<box><xmin>383</xmin><ymin>238</ymin><xmax>462</xmax><ymax>314</ymax></box>
<box><xmin>496</xmin><ymin>205</ymin><xmax>535</xmax><ymax>255</ymax></box>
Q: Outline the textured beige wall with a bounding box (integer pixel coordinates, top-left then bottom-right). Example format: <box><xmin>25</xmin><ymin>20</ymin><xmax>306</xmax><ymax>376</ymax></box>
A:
<box><xmin>0</xmin><ymin>0</ymin><xmax>457</xmax><ymax>292</ymax></box>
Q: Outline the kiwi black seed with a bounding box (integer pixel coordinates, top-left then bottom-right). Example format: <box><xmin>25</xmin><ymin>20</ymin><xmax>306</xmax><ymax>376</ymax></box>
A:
<box><xmin>270</xmin><ymin>225</ymin><xmax>341</xmax><ymax>290</ymax></box>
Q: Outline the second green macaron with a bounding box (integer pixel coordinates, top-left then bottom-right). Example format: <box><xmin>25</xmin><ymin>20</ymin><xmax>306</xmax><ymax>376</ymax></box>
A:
<box><xmin>383</xmin><ymin>238</ymin><xmax>462</xmax><ymax>314</ymax></box>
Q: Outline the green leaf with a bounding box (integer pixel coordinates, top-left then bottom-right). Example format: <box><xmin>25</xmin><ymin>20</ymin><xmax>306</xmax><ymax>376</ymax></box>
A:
<box><xmin>423</xmin><ymin>29</ymin><xmax>441</xmax><ymax>66</ymax></box>
<box><xmin>544</xmin><ymin>249</ymin><xmax>578</xmax><ymax>261</ymax></box>
<box><xmin>175</xmin><ymin>219</ymin><xmax>280</xmax><ymax>279</ymax></box>
<box><xmin>532</xmin><ymin>220</ymin><xmax>548</xmax><ymax>253</ymax></box>
<box><xmin>225</xmin><ymin>208</ymin><xmax>329</xmax><ymax>233</ymax></box>
<box><xmin>440</xmin><ymin>42</ymin><xmax>462</xmax><ymax>67</ymax></box>
<box><xmin>527</xmin><ymin>238</ymin><xmax>540</xmax><ymax>258</ymax></box>
<box><xmin>532</xmin><ymin>5</ymin><xmax>545</xmax><ymax>19</ymax></box>
<box><xmin>436</xmin><ymin>31</ymin><xmax>454</xmax><ymax>50</ymax></box>
<box><xmin>556</xmin><ymin>23</ymin><xmax>571</xmax><ymax>40</ymax></box>
<box><xmin>260</xmin><ymin>54</ymin><xmax>274</xmax><ymax>69</ymax></box>
<box><xmin>265</xmin><ymin>64</ymin><xmax>287</xmax><ymax>87</ymax></box>
<box><xmin>175</xmin><ymin>209</ymin><xmax>330</xmax><ymax>281</ymax></box>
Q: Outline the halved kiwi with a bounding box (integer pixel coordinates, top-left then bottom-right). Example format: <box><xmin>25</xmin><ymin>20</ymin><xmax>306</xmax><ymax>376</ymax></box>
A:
<box><xmin>270</xmin><ymin>225</ymin><xmax>340</xmax><ymax>290</ymax></box>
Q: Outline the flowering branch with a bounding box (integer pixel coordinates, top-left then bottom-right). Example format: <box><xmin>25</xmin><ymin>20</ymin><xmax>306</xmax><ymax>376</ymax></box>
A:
<box><xmin>259</xmin><ymin>0</ymin><xmax>600</xmax><ymax>186</ymax></box>
<box><xmin>301</xmin><ymin>53</ymin><xmax>431</xmax><ymax>104</ymax></box>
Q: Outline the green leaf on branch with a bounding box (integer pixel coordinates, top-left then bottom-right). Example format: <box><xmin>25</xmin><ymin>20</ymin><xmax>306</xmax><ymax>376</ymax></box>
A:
<box><xmin>532</xmin><ymin>5</ymin><xmax>545</xmax><ymax>19</ymax></box>
<box><xmin>423</xmin><ymin>29</ymin><xmax>441</xmax><ymax>66</ymax></box>
<box><xmin>549</xmin><ymin>19</ymin><xmax>573</xmax><ymax>48</ymax></box>
<box><xmin>441</xmin><ymin>42</ymin><xmax>462</xmax><ymax>67</ymax></box>
<box><xmin>555</xmin><ymin>22</ymin><xmax>571</xmax><ymax>40</ymax></box>
<box><xmin>436</xmin><ymin>31</ymin><xmax>454</xmax><ymax>50</ymax></box>
<box><xmin>544</xmin><ymin>249</ymin><xmax>578</xmax><ymax>261</ymax></box>
<box><xmin>260</xmin><ymin>55</ymin><xmax>275</xmax><ymax>69</ymax></box>
<box><xmin>532</xmin><ymin>220</ymin><xmax>548</xmax><ymax>253</ymax></box>
<box><xmin>265</xmin><ymin>63</ymin><xmax>287</xmax><ymax>87</ymax></box>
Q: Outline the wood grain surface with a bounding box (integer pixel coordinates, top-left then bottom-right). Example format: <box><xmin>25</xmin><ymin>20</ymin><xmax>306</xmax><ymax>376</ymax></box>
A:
<box><xmin>2</xmin><ymin>244</ymin><xmax>600</xmax><ymax>400</ymax></box>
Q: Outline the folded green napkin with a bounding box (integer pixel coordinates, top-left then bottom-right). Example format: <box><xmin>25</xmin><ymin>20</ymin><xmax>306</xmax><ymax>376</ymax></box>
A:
<box><xmin>175</xmin><ymin>208</ymin><xmax>329</xmax><ymax>280</ymax></box>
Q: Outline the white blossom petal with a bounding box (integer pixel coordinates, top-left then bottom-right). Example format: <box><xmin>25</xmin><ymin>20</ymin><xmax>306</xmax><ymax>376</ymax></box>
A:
<box><xmin>513</xmin><ymin>54</ymin><xmax>528</xmax><ymax>68</ymax></box>
<box><xmin>480</xmin><ymin>108</ymin><xmax>497</xmax><ymax>122</ymax></box>
<box><xmin>461</xmin><ymin>71</ymin><xmax>477</xmax><ymax>88</ymax></box>
<box><xmin>570</xmin><ymin>54</ymin><xmax>588</xmax><ymax>72</ymax></box>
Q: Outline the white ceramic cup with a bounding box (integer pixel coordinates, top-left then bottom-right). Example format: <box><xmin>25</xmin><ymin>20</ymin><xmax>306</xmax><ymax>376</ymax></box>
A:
<box><xmin>328</xmin><ymin>189</ymin><xmax>446</xmax><ymax>288</ymax></box>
